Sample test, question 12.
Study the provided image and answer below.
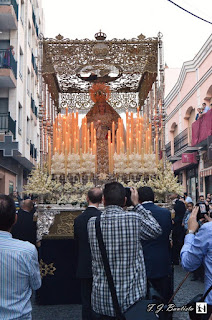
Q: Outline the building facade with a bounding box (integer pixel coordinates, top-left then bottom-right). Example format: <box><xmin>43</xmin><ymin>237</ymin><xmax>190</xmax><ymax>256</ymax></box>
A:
<box><xmin>165</xmin><ymin>34</ymin><xmax>212</xmax><ymax>203</ymax></box>
<box><xmin>0</xmin><ymin>0</ymin><xmax>44</xmax><ymax>194</ymax></box>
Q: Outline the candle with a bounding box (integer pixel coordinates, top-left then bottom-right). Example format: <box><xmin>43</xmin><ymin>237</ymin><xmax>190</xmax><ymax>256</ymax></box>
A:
<box><xmin>65</xmin><ymin>149</ymin><xmax>67</xmax><ymax>179</ymax></box>
<box><xmin>91</xmin><ymin>122</ymin><xmax>94</xmax><ymax>152</ymax></box>
<box><xmin>108</xmin><ymin>130</ymin><xmax>111</xmax><ymax>172</ymax></box>
<box><xmin>48</xmin><ymin>138</ymin><xmax>51</xmax><ymax>174</ymax></box>
<box><xmin>155</xmin><ymin>133</ymin><xmax>158</xmax><ymax>165</ymax></box>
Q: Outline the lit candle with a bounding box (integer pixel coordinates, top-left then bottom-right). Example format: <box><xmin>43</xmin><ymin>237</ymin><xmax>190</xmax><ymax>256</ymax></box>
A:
<box><xmin>91</xmin><ymin>122</ymin><xmax>94</xmax><ymax>152</ymax></box>
<box><xmin>65</xmin><ymin>149</ymin><xmax>67</xmax><ymax>179</ymax></box>
<box><xmin>108</xmin><ymin>130</ymin><xmax>111</xmax><ymax>172</ymax></box>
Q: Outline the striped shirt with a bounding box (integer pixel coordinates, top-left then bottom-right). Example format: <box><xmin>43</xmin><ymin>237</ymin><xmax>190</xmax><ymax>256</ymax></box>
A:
<box><xmin>0</xmin><ymin>231</ymin><xmax>41</xmax><ymax>320</ymax></box>
<box><xmin>88</xmin><ymin>204</ymin><xmax>162</xmax><ymax>317</ymax></box>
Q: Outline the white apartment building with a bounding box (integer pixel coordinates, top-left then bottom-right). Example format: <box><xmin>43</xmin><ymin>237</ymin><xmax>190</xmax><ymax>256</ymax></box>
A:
<box><xmin>0</xmin><ymin>0</ymin><xmax>44</xmax><ymax>194</ymax></box>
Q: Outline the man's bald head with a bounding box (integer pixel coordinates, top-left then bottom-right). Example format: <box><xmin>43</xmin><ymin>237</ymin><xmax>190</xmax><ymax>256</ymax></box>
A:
<box><xmin>21</xmin><ymin>199</ymin><xmax>33</xmax><ymax>212</ymax></box>
<box><xmin>87</xmin><ymin>188</ymin><xmax>102</xmax><ymax>205</ymax></box>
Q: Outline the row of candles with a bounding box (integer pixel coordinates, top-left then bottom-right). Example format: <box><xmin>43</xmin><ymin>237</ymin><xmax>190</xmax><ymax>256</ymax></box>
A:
<box><xmin>107</xmin><ymin>107</ymin><xmax>159</xmax><ymax>173</ymax></box>
<box><xmin>48</xmin><ymin>108</ymin><xmax>97</xmax><ymax>174</ymax></box>
<box><xmin>48</xmin><ymin>107</ymin><xmax>159</xmax><ymax>175</ymax></box>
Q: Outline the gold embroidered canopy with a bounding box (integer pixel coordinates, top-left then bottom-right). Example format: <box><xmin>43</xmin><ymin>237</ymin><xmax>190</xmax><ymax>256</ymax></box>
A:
<box><xmin>42</xmin><ymin>32</ymin><xmax>159</xmax><ymax>109</ymax></box>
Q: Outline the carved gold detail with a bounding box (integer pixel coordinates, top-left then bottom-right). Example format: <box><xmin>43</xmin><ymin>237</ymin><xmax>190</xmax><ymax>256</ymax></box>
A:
<box><xmin>56</xmin><ymin>213</ymin><xmax>75</xmax><ymax>237</ymax></box>
<box><xmin>42</xmin><ymin>33</ymin><xmax>158</xmax><ymax>106</ymax></box>
<box><xmin>39</xmin><ymin>259</ymin><xmax>56</xmax><ymax>278</ymax></box>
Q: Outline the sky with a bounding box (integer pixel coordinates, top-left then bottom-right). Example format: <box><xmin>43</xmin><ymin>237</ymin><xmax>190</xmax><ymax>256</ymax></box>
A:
<box><xmin>41</xmin><ymin>0</ymin><xmax>212</xmax><ymax>69</ymax></box>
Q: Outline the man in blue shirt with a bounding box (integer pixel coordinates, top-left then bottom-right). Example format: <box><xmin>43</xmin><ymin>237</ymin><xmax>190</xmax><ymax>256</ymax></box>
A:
<box><xmin>0</xmin><ymin>194</ymin><xmax>41</xmax><ymax>320</ymax></box>
<box><xmin>181</xmin><ymin>206</ymin><xmax>212</xmax><ymax>320</ymax></box>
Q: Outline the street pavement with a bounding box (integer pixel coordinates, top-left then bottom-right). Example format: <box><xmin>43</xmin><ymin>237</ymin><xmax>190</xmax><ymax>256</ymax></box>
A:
<box><xmin>32</xmin><ymin>265</ymin><xmax>204</xmax><ymax>320</ymax></box>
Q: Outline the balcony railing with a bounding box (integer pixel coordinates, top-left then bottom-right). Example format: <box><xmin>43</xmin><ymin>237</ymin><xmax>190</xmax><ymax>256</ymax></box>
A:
<box><xmin>0</xmin><ymin>48</ymin><xmax>17</xmax><ymax>78</ymax></box>
<box><xmin>192</xmin><ymin>109</ymin><xmax>212</xmax><ymax>146</ymax></box>
<box><xmin>0</xmin><ymin>112</ymin><xmax>16</xmax><ymax>139</ymax></box>
<box><xmin>0</xmin><ymin>0</ymin><xmax>18</xmax><ymax>20</ymax></box>
<box><xmin>165</xmin><ymin>141</ymin><xmax>171</xmax><ymax>158</ymax></box>
<box><xmin>174</xmin><ymin>128</ymin><xmax>188</xmax><ymax>154</ymax></box>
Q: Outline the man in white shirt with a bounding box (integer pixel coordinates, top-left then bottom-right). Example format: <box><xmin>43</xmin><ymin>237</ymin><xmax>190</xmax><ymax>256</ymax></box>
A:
<box><xmin>184</xmin><ymin>192</ymin><xmax>192</xmax><ymax>203</ymax></box>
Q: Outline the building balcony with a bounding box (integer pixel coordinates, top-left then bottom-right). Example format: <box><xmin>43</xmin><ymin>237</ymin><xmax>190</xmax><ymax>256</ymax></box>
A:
<box><xmin>0</xmin><ymin>112</ymin><xmax>16</xmax><ymax>139</ymax></box>
<box><xmin>165</xmin><ymin>141</ymin><xmax>171</xmax><ymax>158</ymax></box>
<box><xmin>192</xmin><ymin>109</ymin><xmax>212</xmax><ymax>147</ymax></box>
<box><xmin>0</xmin><ymin>49</ymin><xmax>17</xmax><ymax>87</ymax></box>
<box><xmin>0</xmin><ymin>0</ymin><xmax>18</xmax><ymax>30</ymax></box>
<box><xmin>174</xmin><ymin>128</ymin><xmax>188</xmax><ymax>154</ymax></box>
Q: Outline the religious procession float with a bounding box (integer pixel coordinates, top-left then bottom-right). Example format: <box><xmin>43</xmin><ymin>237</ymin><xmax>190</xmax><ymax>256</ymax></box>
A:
<box><xmin>23</xmin><ymin>31</ymin><xmax>183</xmax><ymax>304</ymax></box>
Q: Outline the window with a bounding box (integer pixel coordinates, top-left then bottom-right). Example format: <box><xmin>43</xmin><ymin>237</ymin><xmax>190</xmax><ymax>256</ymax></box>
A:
<box><xmin>31</xmin><ymin>72</ymin><xmax>34</xmax><ymax>97</ymax></box>
<box><xmin>27</xmin><ymin>68</ymin><xmax>30</xmax><ymax>96</ymax></box>
<box><xmin>18</xmin><ymin>103</ymin><xmax>22</xmax><ymax>135</ymax></box>
<box><xmin>20</xmin><ymin>0</ymin><xmax>24</xmax><ymax>25</ymax></box>
<box><xmin>9</xmin><ymin>181</ymin><xmax>14</xmax><ymax>195</ymax></box>
<box><xmin>26</xmin><ymin>116</ymin><xmax>30</xmax><ymax>144</ymax></box>
<box><xmin>28</xmin><ymin>22</ymin><xmax>32</xmax><ymax>47</ymax></box>
<box><xmin>19</xmin><ymin>47</ymin><xmax>23</xmax><ymax>80</ymax></box>
<box><xmin>0</xmin><ymin>98</ymin><xmax>8</xmax><ymax>114</ymax></box>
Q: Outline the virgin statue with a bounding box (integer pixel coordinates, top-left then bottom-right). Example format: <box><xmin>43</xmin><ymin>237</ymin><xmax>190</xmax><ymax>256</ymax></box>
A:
<box><xmin>87</xmin><ymin>102</ymin><xmax>120</xmax><ymax>174</ymax></box>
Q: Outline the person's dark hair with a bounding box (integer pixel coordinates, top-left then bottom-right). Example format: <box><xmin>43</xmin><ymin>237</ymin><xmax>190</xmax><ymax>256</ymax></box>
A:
<box><xmin>202</xmin><ymin>102</ymin><xmax>206</xmax><ymax>106</ymax></box>
<box><xmin>187</xmin><ymin>202</ymin><xmax>194</xmax><ymax>207</ymax></box>
<box><xmin>138</xmin><ymin>186</ymin><xmax>154</xmax><ymax>203</ymax></box>
<box><xmin>103</xmin><ymin>182</ymin><xmax>126</xmax><ymax>207</ymax></box>
<box><xmin>87</xmin><ymin>188</ymin><xmax>102</xmax><ymax>204</ymax></box>
<box><xmin>184</xmin><ymin>192</ymin><xmax>188</xmax><ymax>196</ymax></box>
<box><xmin>0</xmin><ymin>195</ymin><xmax>16</xmax><ymax>231</ymax></box>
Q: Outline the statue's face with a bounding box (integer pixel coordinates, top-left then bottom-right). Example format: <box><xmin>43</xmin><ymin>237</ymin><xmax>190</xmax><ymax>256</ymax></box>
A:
<box><xmin>99</xmin><ymin>104</ymin><xmax>105</xmax><ymax>113</ymax></box>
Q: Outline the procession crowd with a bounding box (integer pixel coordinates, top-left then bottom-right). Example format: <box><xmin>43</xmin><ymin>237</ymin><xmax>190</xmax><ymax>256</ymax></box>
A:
<box><xmin>0</xmin><ymin>183</ymin><xmax>211</xmax><ymax>320</ymax></box>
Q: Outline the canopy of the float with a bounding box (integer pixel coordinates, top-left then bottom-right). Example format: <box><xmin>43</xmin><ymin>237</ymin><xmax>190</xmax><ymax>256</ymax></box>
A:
<box><xmin>41</xmin><ymin>31</ymin><xmax>158</xmax><ymax>112</ymax></box>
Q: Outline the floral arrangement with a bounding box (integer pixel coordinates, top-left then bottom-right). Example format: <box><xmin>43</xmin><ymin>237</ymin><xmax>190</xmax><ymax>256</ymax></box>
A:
<box><xmin>24</xmin><ymin>165</ymin><xmax>95</xmax><ymax>206</ymax></box>
<box><xmin>117</xmin><ymin>160</ymin><xmax>183</xmax><ymax>202</ymax></box>
<box><xmin>24</xmin><ymin>158</ymin><xmax>182</xmax><ymax>205</ymax></box>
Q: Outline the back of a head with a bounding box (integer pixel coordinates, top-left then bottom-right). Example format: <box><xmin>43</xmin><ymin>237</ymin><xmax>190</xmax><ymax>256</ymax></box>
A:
<box><xmin>87</xmin><ymin>187</ymin><xmax>102</xmax><ymax>204</ymax></box>
<box><xmin>103</xmin><ymin>182</ymin><xmax>125</xmax><ymax>207</ymax></box>
<box><xmin>138</xmin><ymin>186</ymin><xmax>154</xmax><ymax>203</ymax></box>
<box><xmin>184</xmin><ymin>192</ymin><xmax>188</xmax><ymax>197</ymax></box>
<box><xmin>0</xmin><ymin>195</ymin><xmax>16</xmax><ymax>231</ymax></box>
<box><xmin>21</xmin><ymin>199</ymin><xmax>33</xmax><ymax>212</ymax></box>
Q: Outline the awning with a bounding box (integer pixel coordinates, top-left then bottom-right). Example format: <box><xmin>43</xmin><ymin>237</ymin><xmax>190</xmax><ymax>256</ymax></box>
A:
<box><xmin>200</xmin><ymin>166</ymin><xmax>212</xmax><ymax>177</ymax></box>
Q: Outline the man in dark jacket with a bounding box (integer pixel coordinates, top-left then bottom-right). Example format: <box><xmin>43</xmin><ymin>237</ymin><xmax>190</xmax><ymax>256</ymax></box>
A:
<box><xmin>74</xmin><ymin>187</ymin><xmax>102</xmax><ymax>320</ymax></box>
<box><xmin>138</xmin><ymin>187</ymin><xmax>172</xmax><ymax>318</ymax></box>
<box><xmin>170</xmin><ymin>193</ymin><xmax>186</xmax><ymax>265</ymax></box>
<box><xmin>11</xmin><ymin>199</ymin><xmax>36</xmax><ymax>245</ymax></box>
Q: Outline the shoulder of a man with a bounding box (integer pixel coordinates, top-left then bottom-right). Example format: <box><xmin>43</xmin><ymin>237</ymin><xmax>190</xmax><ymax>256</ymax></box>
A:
<box><xmin>199</xmin><ymin>221</ymin><xmax>212</xmax><ymax>234</ymax></box>
<box><xmin>12</xmin><ymin>238</ymin><xmax>37</xmax><ymax>257</ymax></box>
